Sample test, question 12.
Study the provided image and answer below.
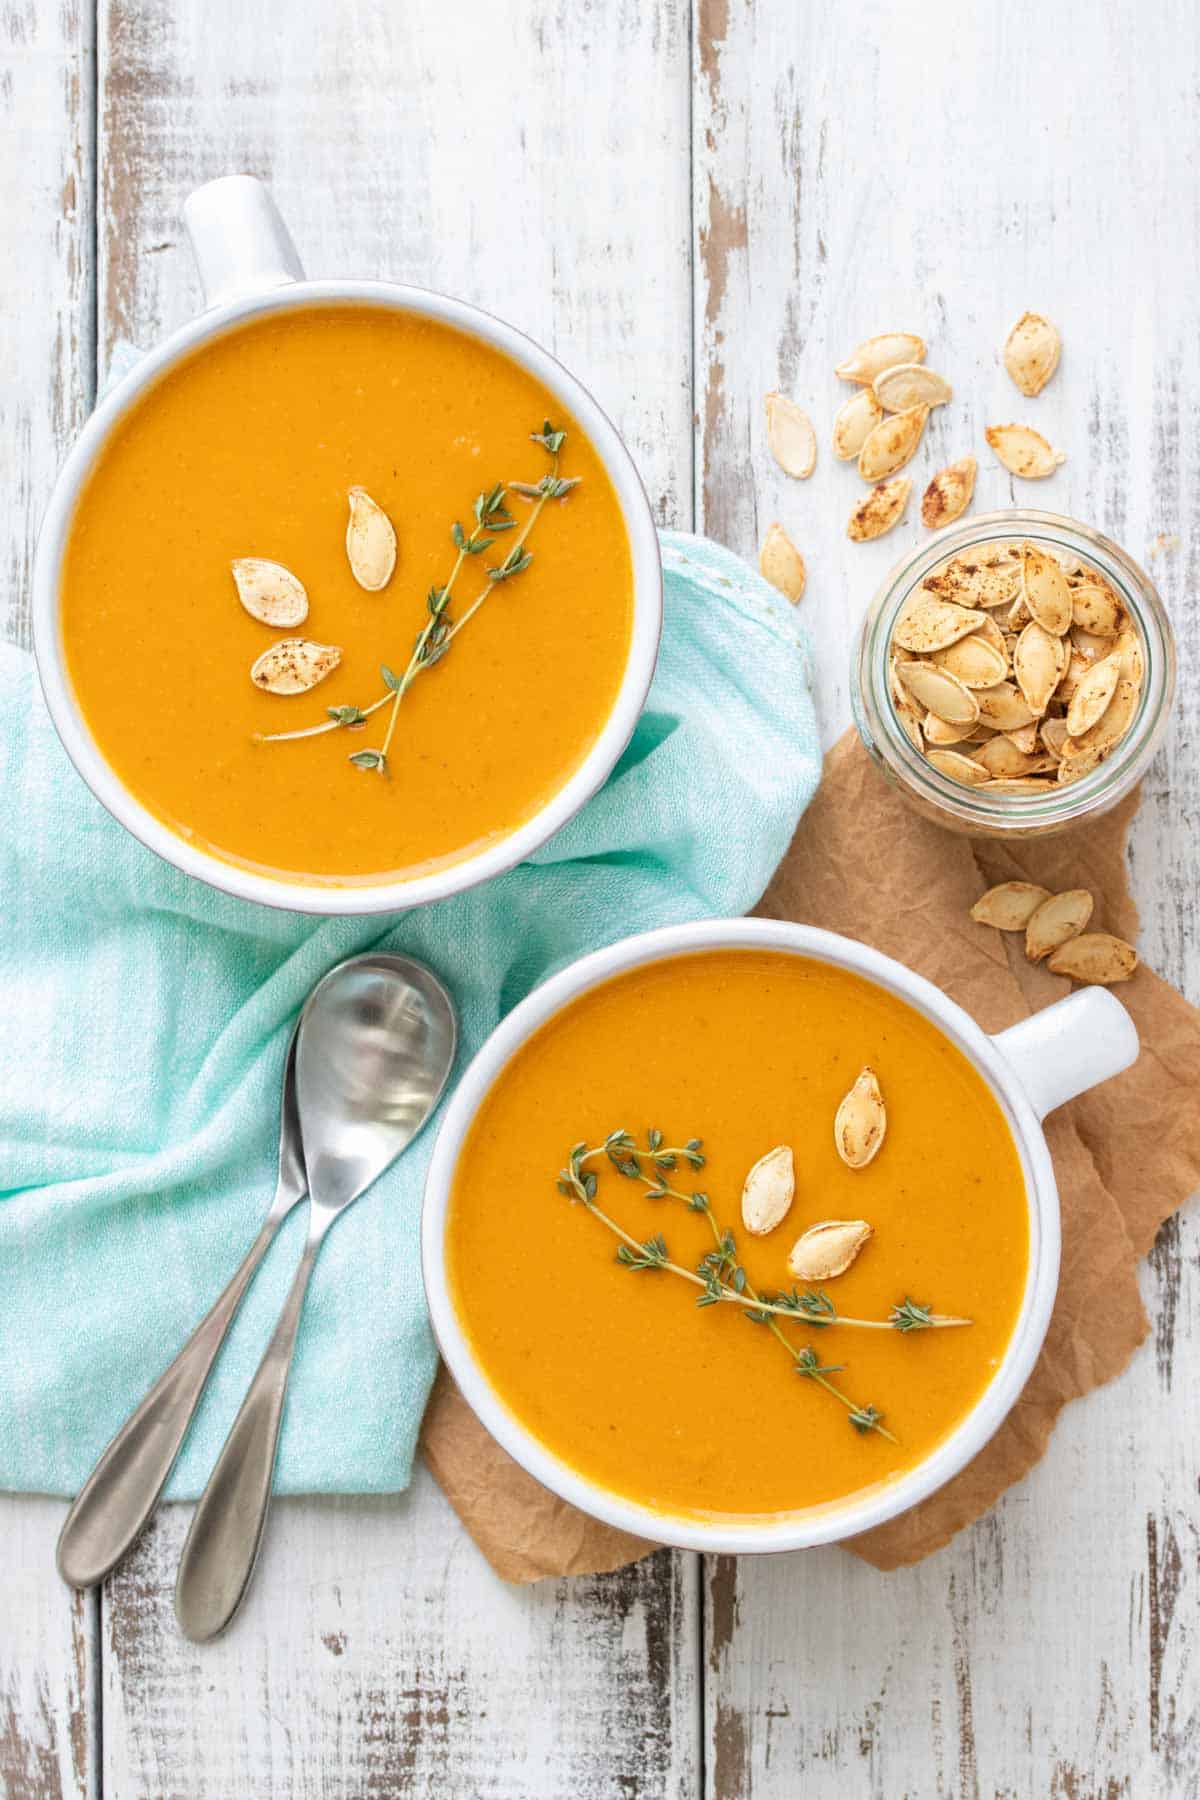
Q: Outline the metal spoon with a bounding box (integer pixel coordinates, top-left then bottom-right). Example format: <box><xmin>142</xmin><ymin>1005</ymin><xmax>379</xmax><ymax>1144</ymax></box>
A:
<box><xmin>174</xmin><ymin>952</ymin><xmax>457</xmax><ymax>1642</ymax></box>
<box><xmin>56</xmin><ymin>1025</ymin><xmax>307</xmax><ymax>1589</ymax></box>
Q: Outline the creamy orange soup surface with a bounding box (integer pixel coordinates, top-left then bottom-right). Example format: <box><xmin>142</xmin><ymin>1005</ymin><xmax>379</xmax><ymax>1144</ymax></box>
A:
<box><xmin>448</xmin><ymin>950</ymin><xmax>1030</xmax><ymax>1520</ymax></box>
<box><xmin>60</xmin><ymin>305</ymin><xmax>633</xmax><ymax>885</ymax></box>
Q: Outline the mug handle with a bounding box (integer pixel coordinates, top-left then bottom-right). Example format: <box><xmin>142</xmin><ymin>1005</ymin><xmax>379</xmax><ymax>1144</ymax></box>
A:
<box><xmin>182</xmin><ymin>175</ymin><xmax>305</xmax><ymax>311</ymax></box>
<box><xmin>990</xmin><ymin>987</ymin><xmax>1139</xmax><ymax>1121</ymax></box>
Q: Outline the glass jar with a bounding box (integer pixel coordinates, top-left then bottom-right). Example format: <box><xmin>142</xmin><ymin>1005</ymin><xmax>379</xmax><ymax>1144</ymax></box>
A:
<box><xmin>851</xmin><ymin>510</ymin><xmax>1176</xmax><ymax>837</ymax></box>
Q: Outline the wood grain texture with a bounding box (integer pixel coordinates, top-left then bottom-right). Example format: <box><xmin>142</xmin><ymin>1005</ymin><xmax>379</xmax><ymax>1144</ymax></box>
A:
<box><xmin>694</xmin><ymin>0</ymin><xmax>1200</xmax><ymax>1792</ymax></box>
<box><xmin>0</xmin><ymin>0</ymin><xmax>94</xmax><ymax>647</ymax></box>
<box><xmin>1</xmin><ymin>1500</ymin><xmax>97</xmax><ymax>1800</ymax></box>
<box><xmin>96</xmin><ymin>0</ymin><xmax>694</xmax><ymax>526</ymax></box>
<box><xmin>0</xmin><ymin>0</ymin><xmax>100</xmax><ymax>1791</ymax></box>
<box><xmin>102</xmin><ymin>1473</ymin><xmax>699</xmax><ymax>1798</ymax></box>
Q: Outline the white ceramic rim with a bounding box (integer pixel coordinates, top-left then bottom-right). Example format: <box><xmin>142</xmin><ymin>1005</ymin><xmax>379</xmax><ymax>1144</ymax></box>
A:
<box><xmin>421</xmin><ymin>917</ymin><xmax>1063</xmax><ymax>1555</ymax></box>
<box><xmin>31</xmin><ymin>281</ymin><xmax>663</xmax><ymax>916</ymax></box>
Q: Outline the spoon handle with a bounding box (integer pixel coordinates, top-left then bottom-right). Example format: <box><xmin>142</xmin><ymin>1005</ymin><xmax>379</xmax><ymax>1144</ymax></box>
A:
<box><xmin>56</xmin><ymin>1210</ymin><xmax>289</xmax><ymax>1589</ymax></box>
<box><xmin>174</xmin><ymin>1230</ymin><xmax>322</xmax><ymax>1642</ymax></box>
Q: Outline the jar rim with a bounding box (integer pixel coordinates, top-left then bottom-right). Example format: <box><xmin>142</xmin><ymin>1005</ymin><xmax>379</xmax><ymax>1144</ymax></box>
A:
<box><xmin>856</xmin><ymin>509</ymin><xmax>1176</xmax><ymax>832</ymax></box>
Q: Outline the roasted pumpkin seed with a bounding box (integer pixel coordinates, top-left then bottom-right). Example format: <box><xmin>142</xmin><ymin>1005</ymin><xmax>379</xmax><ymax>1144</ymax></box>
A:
<box><xmin>848</xmin><ymin>478</ymin><xmax>911</xmax><ymax>541</ymax></box>
<box><xmin>231</xmin><ymin>557</ymin><xmax>309</xmax><ymax>628</ymax></box>
<box><xmin>741</xmin><ymin>1144</ymin><xmax>795</xmax><ymax>1236</ymax></box>
<box><xmin>834</xmin><ymin>1068</ymin><xmax>887</xmax><ymax>1168</ymax></box>
<box><xmin>928</xmin><ymin>633</ymin><xmax>1008</xmax><ymax>688</ymax></box>
<box><xmin>1066</xmin><ymin>651</ymin><xmax>1123</xmax><ymax>737</ymax></box>
<box><xmin>986</xmin><ymin>423</ymin><xmax>1067</xmax><ymax>479</ymax></box>
<box><xmin>893</xmin><ymin>596</ymin><xmax>988</xmax><ymax>654</ymax></box>
<box><xmin>345</xmin><ymin>487</ymin><xmax>397</xmax><ymax>591</ymax></box>
<box><xmin>926</xmin><ymin>748</ymin><xmax>992</xmax><ymax>785</ymax></box>
<box><xmin>1025</xmin><ymin>889</ymin><xmax>1094</xmax><ymax>961</ymax></box>
<box><xmin>858</xmin><ymin>403</ymin><xmax>929</xmax><ymax>481</ymax></box>
<box><xmin>873</xmin><ymin>363</ymin><xmax>952</xmax><ymax>412</ymax></box>
<box><xmin>787</xmin><ymin>1219</ymin><xmax>873</xmax><ymax>1282</ymax></box>
<box><xmin>970</xmin><ymin>882</ymin><xmax>1052</xmax><ymax>930</ymax></box>
<box><xmin>1047</xmin><ymin>932</ymin><xmax>1138</xmax><ymax>984</ymax></box>
<box><xmin>765</xmin><ymin>391</ymin><xmax>817</xmax><ymax>478</ymax></box>
<box><xmin>921</xmin><ymin>455</ymin><xmax>977</xmax><ymax>529</ymax></box>
<box><xmin>831</xmin><ymin>387</ymin><xmax>884</xmax><ymax>460</ymax></box>
<box><xmin>250</xmin><ymin>638</ymin><xmax>342</xmax><ymax>695</ymax></box>
<box><xmin>1013</xmin><ymin>620</ymin><xmax>1067</xmax><ymax>715</ymax></box>
<box><xmin>836</xmin><ymin>332</ymin><xmax>926</xmax><ymax>386</ymax></box>
<box><xmin>759</xmin><ymin>521</ymin><xmax>807</xmax><ymax>602</ymax></box>
<box><xmin>895</xmin><ymin>659</ymin><xmax>980</xmax><ymax>725</ymax></box>
<box><xmin>1003</xmin><ymin>312</ymin><xmax>1062</xmax><ymax>397</ymax></box>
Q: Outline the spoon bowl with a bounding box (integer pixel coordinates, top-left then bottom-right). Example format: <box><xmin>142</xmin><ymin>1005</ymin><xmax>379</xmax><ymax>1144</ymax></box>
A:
<box><xmin>298</xmin><ymin>955</ymin><xmax>459</xmax><ymax>1210</ymax></box>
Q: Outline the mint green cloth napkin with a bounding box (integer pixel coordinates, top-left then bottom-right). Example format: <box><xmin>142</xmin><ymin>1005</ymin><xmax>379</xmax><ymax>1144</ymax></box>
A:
<box><xmin>0</xmin><ymin>532</ymin><xmax>820</xmax><ymax>1498</ymax></box>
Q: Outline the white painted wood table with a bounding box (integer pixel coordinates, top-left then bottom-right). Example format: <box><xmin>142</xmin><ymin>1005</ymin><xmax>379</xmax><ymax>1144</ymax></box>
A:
<box><xmin>3</xmin><ymin>0</ymin><xmax>1198</xmax><ymax>1792</ymax></box>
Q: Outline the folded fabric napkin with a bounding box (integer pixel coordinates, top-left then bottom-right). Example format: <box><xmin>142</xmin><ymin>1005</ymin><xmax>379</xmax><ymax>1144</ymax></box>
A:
<box><xmin>0</xmin><ymin>532</ymin><xmax>820</xmax><ymax>1498</ymax></box>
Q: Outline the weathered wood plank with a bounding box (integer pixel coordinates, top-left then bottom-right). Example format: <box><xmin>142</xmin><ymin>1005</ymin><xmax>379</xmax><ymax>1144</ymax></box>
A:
<box><xmin>2</xmin><ymin>1500</ymin><xmax>98</xmax><ymax>1800</ymax></box>
<box><xmin>0</xmin><ymin>1</ymin><xmax>100</xmax><ymax>1793</ymax></box>
<box><xmin>695</xmin><ymin>0</ymin><xmax>1200</xmax><ymax>1791</ymax></box>
<box><xmin>95</xmin><ymin>1</ymin><xmax>698</xmax><ymax>1792</ymax></box>
<box><xmin>102</xmin><ymin>1476</ymin><xmax>699</xmax><ymax>1798</ymax></box>
<box><xmin>96</xmin><ymin>0</ymin><xmax>694</xmax><ymax>526</ymax></box>
<box><xmin>0</xmin><ymin>0</ymin><xmax>94</xmax><ymax>646</ymax></box>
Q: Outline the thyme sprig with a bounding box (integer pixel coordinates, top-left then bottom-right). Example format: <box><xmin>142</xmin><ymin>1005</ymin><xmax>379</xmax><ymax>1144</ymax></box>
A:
<box><xmin>253</xmin><ymin>424</ymin><xmax>576</xmax><ymax>774</ymax></box>
<box><xmin>568</xmin><ymin>1132</ymin><xmax>970</xmax><ymax>1333</ymax></box>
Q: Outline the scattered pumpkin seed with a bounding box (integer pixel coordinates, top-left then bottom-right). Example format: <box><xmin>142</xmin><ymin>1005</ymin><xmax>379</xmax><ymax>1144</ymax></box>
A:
<box><xmin>231</xmin><ymin>557</ymin><xmax>309</xmax><ymax>628</ymax></box>
<box><xmin>1025</xmin><ymin>888</ymin><xmax>1094</xmax><ymax>961</ymax></box>
<box><xmin>787</xmin><ymin>1219</ymin><xmax>873</xmax><ymax>1282</ymax></box>
<box><xmin>848</xmin><ymin>478</ymin><xmax>911</xmax><ymax>541</ymax></box>
<box><xmin>970</xmin><ymin>882</ymin><xmax>1052</xmax><ymax>930</ymax></box>
<box><xmin>921</xmin><ymin>456</ymin><xmax>977</xmax><ymax>530</ymax></box>
<box><xmin>1047</xmin><ymin>932</ymin><xmax>1138</xmax><ymax>984</ymax></box>
<box><xmin>834</xmin><ymin>1068</ymin><xmax>887</xmax><ymax>1169</ymax></box>
<box><xmin>764</xmin><ymin>391</ymin><xmax>817</xmax><ymax>478</ymax></box>
<box><xmin>985</xmin><ymin>423</ymin><xmax>1067</xmax><ymax>479</ymax></box>
<box><xmin>741</xmin><ymin>1144</ymin><xmax>796</xmax><ymax>1237</ymax></box>
<box><xmin>835</xmin><ymin>332</ymin><xmax>926</xmax><ymax>386</ymax></box>
<box><xmin>858</xmin><ymin>403</ymin><xmax>930</xmax><ymax>481</ymax></box>
<box><xmin>831</xmin><ymin>387</ymin><xmax>884</xmax><ymax>460</ymax></box>
<box><xmin>345</xmin><ymin>487</ymin><xmax>398</xmax><ymax>591</ymax></box>
<box><xmin>873</xmin><ymin>363</ymin><xmax>952</xmax><ymax>412</ymax></box>
<box><xmin>759</xmin><ymin>521</ymin><xmax>807</xmax><ymax>602</ymax></box>
<box><xmin>1003</xmin><ymin>312</ymin><xmax>1062</xmax><ymax>397</ymax></box>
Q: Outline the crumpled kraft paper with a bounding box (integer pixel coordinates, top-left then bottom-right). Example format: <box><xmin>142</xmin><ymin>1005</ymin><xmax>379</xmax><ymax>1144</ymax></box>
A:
<box><xmin>420</xmin><ymin>731</ymin><xmax>1200</xmax><ymax>1578</ymax></box>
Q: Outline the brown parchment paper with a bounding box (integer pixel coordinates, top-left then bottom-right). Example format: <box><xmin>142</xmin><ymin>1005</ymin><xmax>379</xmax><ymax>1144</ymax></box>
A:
<box><xmin>420</xmin><ymin>731</ymin><xmax>1200</xmax><ymax>1579</ymax></box>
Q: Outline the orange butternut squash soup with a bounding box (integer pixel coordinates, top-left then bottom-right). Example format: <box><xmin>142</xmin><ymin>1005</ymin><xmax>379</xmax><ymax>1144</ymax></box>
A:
<box><xmin>447</xmin><ymin>950</ymin><xmax>1029</xmax><ymax>1520</ymax></box>
<box><xmin>60</xmin><ymin>306</ymin><xmax>633</xmax><ymax>886</ymax></box>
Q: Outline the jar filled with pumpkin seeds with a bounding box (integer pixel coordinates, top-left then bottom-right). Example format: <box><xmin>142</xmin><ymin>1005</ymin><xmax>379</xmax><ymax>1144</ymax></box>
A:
<box><xmin>852</xmin><ymin>511</ymin><xmax>1175</xmax><ymax>837</ymax></box>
